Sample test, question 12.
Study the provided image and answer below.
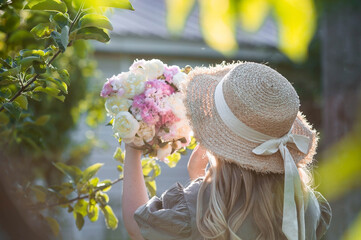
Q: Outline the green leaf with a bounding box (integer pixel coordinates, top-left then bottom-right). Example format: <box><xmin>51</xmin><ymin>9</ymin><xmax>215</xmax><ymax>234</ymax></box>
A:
<box><xmin>106</xmin><ymin>118</ymin><xmax>114</xmax><ymax>126</ymax></box>
<box><xmin>74</xmin><ymin>27</ymin><xmax>110</xmax><ymax>43</ymax></box>
<box><xmin>3</xmin><ymin>102</ymin><xmax>21</xmax><ymax>120</ymax></box>
<box><xmin>87</xmin><ymin>204</ymin><xmax>99</xmax><ymax>222</ymax></box>
<box><xmin>47</xmin><ymin>77</ymin><xmax>68</xmax><ymax>93</ymax></box>
<box><xmin>83</xmin><ymin>163</ymin><xmax>103</xmax><ymax>182</ymax></box>
<box><xmin>75</xmin><ymin>212</ymin><xmax>84</xmax><ymax>230</ymax></box>
<box><xmin>33</xmin><ymin>60</ymin><xmax>47</xmax><ymax>74</ymax></box>
<box><xmin>166</xmin><ymin>152</ymin><xmax>181</xmax><ymax>168</ymax></box>
<box><xmin>31</xmin><ymin>185</ymin><xmax>47</xmax><ymax>202</ymax></box>
<box><xmin>53</xmin><ymin>162</ymin><xmax>82</xmax><ymax>183</ymax></box>
<box><xmin>51</xmin><ymin>12</ymin><xmax>70</xmax><ymax>29</ymax></box>
<box><xmin>186</xmin><ymin>136</ymin><xmax>197</xmax><ymax>150</ymax></box>
<box><xmin>51</xmin><ymin>26</ymin><xmax>69</xmax><ymax>52</ymax></box>
<box><xmin>0</xmin><ymin>88</ymin><xmax>11</xmax><ymax>98</ymax></box>
<box><xmin>20</xmin><ymin>49</ymin><xmax>45</xmax><ymax>57</ymax></box>
<box><xmin>74</xmin><ymin>199</ymin><xmax>88</xmax><ymax>217</ymax></box>
<box><xmin>145</xmin><ymin>180</ymin><xmax>157</xmax><ymax>197</ymax></box>
<box><xmin>30</xmin><ymin>23</ymin><xmax>56</xmax><ymax>39</ymax></box>
<box><xmin>28</xmin><ymin>0</ymin><xmax>68</xmax><ymax>12</ymax></box>
<box><xmin>101</xmin><ymin>205</ymin><xmax>118</xmax><ymax>230</ymax></box>
<box><xmin>45</xmin><ymin>217</ymin><xmax>60</xmax><ymax>236</ymax></box>
<box><xmin>98</xmin><ymin>179</ymin><xmax>111</xmax><ymax>192</ymax></box>
<box><xmin>89</xmin><ymin>177</ymin><xmax>99</xmax><ymax>187</ymax></box>
<box><xmin>58</xmin><ymin>69</ymin><xmax>70</xmax><ymax>85</ymax></box>
<box><xmin>79</xmin><ymin>14</ymin><xmax>113</xmax><ymax>31</ymax></box>
<box><xmin>94</xmin><ymin>0</ymin><xmax>134</xmax><ymax>10</ymax></box>
<box><xmin>19</xmin><ymin>56</ymin><xmax>42</xmax><ymax>70</ymax></box>
<box><xmin>0</xmin><ymin>112</ymin><xmax>9</xmax><ymax>126</ymax></box>
<box><xmin>113</xmin><ymin>147</ymin><xmax>124</xmax><ymax>163</ymax></box>
<box><xmin>35</xmin><ymin>115</ymin><xmax>51</xmax><ymax>125</ymax></box>
<box><xmin>33</xmin><ymin>86</ymin><xmax>65</xmax><ymax>102</ymax></box>
<box><xmin>117</xmin><ymin>165</ymin><xmax>123</xmax><ymax>173</ymax></box>
<box><xmin>14</xmin><ymin>95</ymin><xmax>28</xmax><ymax>110</ymax></box>
<box><xmin>96</xmin><ymin>192</ymin><xmax>109</xmax><ymax>205</ymax></box>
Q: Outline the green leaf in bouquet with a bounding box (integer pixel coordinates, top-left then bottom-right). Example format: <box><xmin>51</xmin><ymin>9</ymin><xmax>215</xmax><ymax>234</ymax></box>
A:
<box><xmin>50</xmin><ymin>12</ymin><xmax>70</xmax><ymax>29</ymax></box>
<box><xmin>101</xmin><ymin>205</ymin><xmax>118</xmax><ymax>230</ymax></box>
<box><xmin>166</xmin><ymin>152</ymin><xmax>181</xmax><ymax>168</ymax></box>
<box><xmin>14</xmin><ymin>95</ymin><xmax>28</xmax><ymax>110</ymax></box>
<box><xmin>179</xmin><ymin>137</ymin><xmax>187</xmax><ymax>144</ymax></box>
<box><xmin>53</xmin><ymin>162</ymin><xmax>83</xmax><ymax>184</ymax></box>
<box><xmin>82</xmin><ymin>163</ymin><xmax>104</xmax><ymax>182</ymax></box>
<box><xmin>98</xmin><ymin>179</ymin><xmax>112</xmax><ymax>192</ymax></box>
<box><xmin>30</xmin><ymin>23</ymin><xmax>56</xmax><ymax>39</ymax></box>
<box><xmin>35</xmin><ymin>115</ymin><xmax>51</xmax><ymax>125</ymax></box>
<box><xmin>186</xmin><ymin>136</ymin><xmax>197</xmax><ymax>150</ymax></box>
<box><xmin>0</xmin><ymin>112</ymin><xmax>10</xmax><ymax>126</ymax></box>
<box><xmin>79</xmin><ymin>14</ymin><xmax>113</xmax><ymax>31</ymax></box>
<box><xmin>27</xmin><ymin>0</ymin><xmax>68</xmax><ymax>13</ymax></box>
<box><xmin>3</xmin><ymin>102</ymin><xmax>21</xmax><ymax>120</ymax></box>
<box><xmin>45</xmin><ymin>217</ymin><xmax>60</xmax><ymax>236</ymax></box>
<box><xmin>87</xmin><ymin>203</ymin><xmax>99</xmax><ymax>222</ymax></box>
<box><xmin>145</xmin><ymin>180</ymin><xmax>157</xmax><ymax>197</ymax></box>
<box><xmin>75</xmin><ymin>212</ymin><xmax>84</xmax><ymax>230</ymax></box>
<box><xmin>106</xmin><ymin>118</ymin><xmax>114</xmax><ymax>126</ymax></box>
<box><xmin>113</xmin><ymin>147</ymin><xmax>124</xmax><ymax>163</ymax></box>
<box><xmin>74</xmin><ymin>199</ymin><xmax>88</xmax><ymax>217</ymax></box>
<box><xmin>73</xmin><ymin>27</ymin><xmax>110</xmax><ymax>43</ymax></box>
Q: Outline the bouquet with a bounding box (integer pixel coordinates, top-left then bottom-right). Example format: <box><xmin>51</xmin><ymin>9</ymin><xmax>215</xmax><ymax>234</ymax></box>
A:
<box><xmin>100</xmin><ymin>59</ymin><xmax>193</xmax><ymax>162</ymax></box>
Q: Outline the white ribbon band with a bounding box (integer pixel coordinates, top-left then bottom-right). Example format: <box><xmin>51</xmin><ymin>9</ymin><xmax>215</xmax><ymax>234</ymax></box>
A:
<box><xmin>214</xmin><ymin>79</ymin><xmax>310</xmax><ymax>240</ymax></box>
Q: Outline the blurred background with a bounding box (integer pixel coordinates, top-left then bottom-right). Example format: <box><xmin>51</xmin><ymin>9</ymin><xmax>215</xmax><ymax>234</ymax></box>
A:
<box><xmin>0</xmin><ymin>0</ymin><xmax>360</xmax><ymax>239</ymax></box>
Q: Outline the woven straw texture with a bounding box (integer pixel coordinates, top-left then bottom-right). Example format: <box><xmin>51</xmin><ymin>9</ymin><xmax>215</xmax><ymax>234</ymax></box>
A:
<box><xmin>184</xmin><ymin>62</ymin><xmax>318</xmax><ymax>174</ymax></box>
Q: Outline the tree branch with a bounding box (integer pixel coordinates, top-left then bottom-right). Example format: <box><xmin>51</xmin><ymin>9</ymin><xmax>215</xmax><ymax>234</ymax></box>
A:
<box><xmin>30</xmin><ymin>177</ymin><xmax>123</xmax><ymax>211</ymax></box>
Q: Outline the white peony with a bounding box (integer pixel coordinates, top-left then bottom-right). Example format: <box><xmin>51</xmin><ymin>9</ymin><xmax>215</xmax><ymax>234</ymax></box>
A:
<box><xmin>166</xmin><ymin>92</ymin><xmax>187</xmax><ymax>120</ymax></box>
<box><xmin>172</xmin><ymin>72</ymin><xmax>187</xmax><ymax>90</ymax></box>
<box><xmin>123</xmin><ymin>72</ymin><xmax>146</xmax><ymax>98</ymax></box>
<box><xmin>144</xmin><ymin>59</ymin><xmax>165</xmax><ymax>80</ymax></box>
<box><xmin>132</xmin><ymin>122</ymin><xmax>156</xmax><ymax>146</ymax></box>
<box><xmin>157</xmin><ymin>143</ymin><xmax>172</xmax><ymax>161</ymax></box>
<box><xmin>113</xmin><ymin>111</ymin><xmax>140</xmax><ymax>139</ymax></box>
<box><xmin>105</xmin><ymin>96</ymin><xmax>132</xmax><ymax>117</ymax></box>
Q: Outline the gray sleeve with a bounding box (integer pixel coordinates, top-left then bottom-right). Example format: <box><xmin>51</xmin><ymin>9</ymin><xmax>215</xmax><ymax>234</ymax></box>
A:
<box><xmin>134</xmin><ymin>183</ymin><xmax>192</xmax><ymax>240</ymax></box>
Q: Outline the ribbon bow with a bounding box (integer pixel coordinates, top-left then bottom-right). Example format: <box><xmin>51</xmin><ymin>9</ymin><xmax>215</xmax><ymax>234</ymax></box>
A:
<box><xmin>252</xmin><ymin>132</ymin><xmax>310</xmax><ymax>240</ymax></box>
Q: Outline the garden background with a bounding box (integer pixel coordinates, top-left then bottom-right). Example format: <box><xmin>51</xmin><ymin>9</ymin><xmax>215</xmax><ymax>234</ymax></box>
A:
<box><xmin>0</xmin><ymin>0</ymin><xmax>360</xmax><ymax>239</ymax></box>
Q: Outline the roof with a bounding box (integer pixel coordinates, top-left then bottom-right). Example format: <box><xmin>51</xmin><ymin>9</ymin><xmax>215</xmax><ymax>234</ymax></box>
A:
<box><xmin>109</xmin><ymin>0</ymin><xmax>279</xmax><ymax>48</ymax></box>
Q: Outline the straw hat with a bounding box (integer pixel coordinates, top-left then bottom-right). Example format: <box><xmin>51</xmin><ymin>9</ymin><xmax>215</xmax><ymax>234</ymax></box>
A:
<box><xmin>184</xmin><ymin>62</ymin><xmax>318</xmax><ymax>174</ymax></box>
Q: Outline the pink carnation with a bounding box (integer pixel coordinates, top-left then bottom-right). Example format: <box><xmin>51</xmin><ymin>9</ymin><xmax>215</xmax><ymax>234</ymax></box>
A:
<box><xmin>163</xmin><ymin>65</ymin><xmax>180</xmax><ymax>83</ymax></box>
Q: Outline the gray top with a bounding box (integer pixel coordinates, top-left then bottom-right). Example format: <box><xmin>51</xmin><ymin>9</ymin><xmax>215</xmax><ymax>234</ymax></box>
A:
<box><xmin>134</xmin><ymin>179</ymin><xmax>332</xmax><ymax>240</ymax></box>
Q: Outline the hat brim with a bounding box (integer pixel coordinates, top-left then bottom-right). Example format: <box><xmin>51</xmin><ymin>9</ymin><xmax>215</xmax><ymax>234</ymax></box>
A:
<box><xmin>184</xmin><ymin>63</ymin><xmax>318</xmax><ymax>174</ymax></box>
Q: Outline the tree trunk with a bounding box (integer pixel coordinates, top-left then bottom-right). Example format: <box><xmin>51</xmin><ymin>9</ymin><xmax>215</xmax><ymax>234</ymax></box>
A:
<box><xmin>321</xmin><ymin>4</ymin><xmax>361</xmax><ymax>240</ymax></box>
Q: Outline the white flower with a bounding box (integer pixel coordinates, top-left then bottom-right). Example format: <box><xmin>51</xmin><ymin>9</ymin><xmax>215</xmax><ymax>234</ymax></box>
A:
<box><xmin>123</xmin><ymin>72</ymin><xmax>146</xmax><ymax>98</ymax></box>
<box><xmin>133</xmin><ymin>122</ymin><xmax>156</xmax><ymax>146</ymax></box>
<box><xmin>157</xmin><ymin>143</ymin><xmax>172</xmax><ymax>161</ymax></box>
<box><xmin>105</xmin><ymin>96</ymin><xmax>132</xmax><ymax>117</ymax></box>
<box><xmin>129</xmin><ymin>59</ymin><xmax>147</xmax><ymax>75</ymax></box>
<box><xmin>113</xmin><ymin>112</ymin><xmax>140</xmax><ymax>139</ymax></box>
<box><xmin>144</xmin><ymin>59</ymin><xmax>165</xmax><ymax>80</ymax></box>
<box><xmin>166</xmin><ymin>92</ymin><xmax>187</xmax><ymax>120</ymax></box>
<box><xmin>172</xmin><ymin>72</ymin><xmax>187</xmax><ymax>90</ymax></box>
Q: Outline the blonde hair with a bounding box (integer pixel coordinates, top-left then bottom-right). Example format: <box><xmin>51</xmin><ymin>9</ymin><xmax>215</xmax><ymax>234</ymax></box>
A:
<box><xmin>196</xmin><ymin>154</ymin><xmax>313</xmax><ymax>240</ymax></box>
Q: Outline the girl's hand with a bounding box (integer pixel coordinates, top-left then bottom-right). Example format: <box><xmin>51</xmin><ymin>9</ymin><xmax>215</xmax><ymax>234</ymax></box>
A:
<box><xmin>187</xmin><ymin>145</ymin><xmax>209</xmax><ymax>180</ymax></box>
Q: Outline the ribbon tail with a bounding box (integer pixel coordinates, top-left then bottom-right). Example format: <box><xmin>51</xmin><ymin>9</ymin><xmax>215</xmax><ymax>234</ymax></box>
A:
<box><xmin>280</xmin><ymin>145</ymin><xmax>305</xmax><ymax>240</ymax></box>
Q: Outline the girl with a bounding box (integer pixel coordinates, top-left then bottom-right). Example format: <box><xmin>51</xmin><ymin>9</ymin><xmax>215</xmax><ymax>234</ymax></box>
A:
<box><xmin>122</xmin><ymin>62</ymin><xmax>331</xmax><ymax>240</ymax></box>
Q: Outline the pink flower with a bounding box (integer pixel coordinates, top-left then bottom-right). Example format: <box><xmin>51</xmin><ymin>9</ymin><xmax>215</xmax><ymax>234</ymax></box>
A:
<box><xmin>163</xmin><ymin>65</ymin><xmax>180</xmax><ymax>83</ymax></box>
<box><xmin>100</xmin><ymin>81</ymin><xmax>113</xmax><ymax>97</ymax></box>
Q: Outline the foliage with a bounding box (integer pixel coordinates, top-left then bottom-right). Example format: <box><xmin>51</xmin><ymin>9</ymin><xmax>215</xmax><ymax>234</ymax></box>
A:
<box><xmin>0</xmin><ymin>0</ymin><xmax>137</xmax><ymax>235</ymax></box>
<box><xmin>165</xmin><ymin>0</ymin><xmax>316</xmax><ymax>62</ymax></box>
